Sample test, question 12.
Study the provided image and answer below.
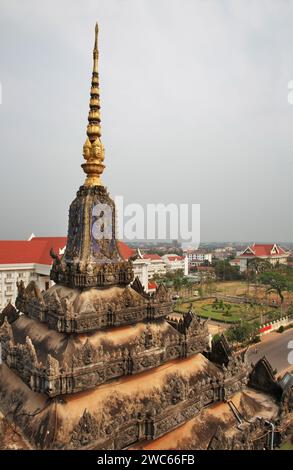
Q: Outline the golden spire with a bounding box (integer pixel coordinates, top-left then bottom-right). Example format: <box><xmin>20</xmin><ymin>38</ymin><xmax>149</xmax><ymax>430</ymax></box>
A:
<box><xmin>82</xmin><ymin>23</ymin><xmax>105</xmax><ymax>186</ymax></box>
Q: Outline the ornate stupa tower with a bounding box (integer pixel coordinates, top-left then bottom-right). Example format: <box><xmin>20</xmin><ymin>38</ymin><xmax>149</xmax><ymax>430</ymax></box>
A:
<box><xmin>50</xmin><ymin>23</ymin><xmax>133</xmax><ymax>297</ymax></box>
<box><xmin>0</xmin><ymin>25</ymin><xmax>291</xmax><ymax>450</ymax></box>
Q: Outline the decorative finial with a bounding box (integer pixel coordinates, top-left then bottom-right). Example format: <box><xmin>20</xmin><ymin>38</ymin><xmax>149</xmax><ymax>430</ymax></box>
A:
<box><xmin>81</xmin><ymin>23</ymin><xmax>105</xmax><ymax>186</ymax></box>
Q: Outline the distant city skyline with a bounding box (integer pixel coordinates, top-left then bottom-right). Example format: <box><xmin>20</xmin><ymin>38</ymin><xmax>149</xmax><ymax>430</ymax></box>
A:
<box><xmin>1</xmin><ymin>1</ymin><xmax>293</xmax><ymax>242</ymax></box>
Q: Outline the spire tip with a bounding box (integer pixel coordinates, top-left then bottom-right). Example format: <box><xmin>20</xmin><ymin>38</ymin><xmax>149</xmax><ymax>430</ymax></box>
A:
<box><xmin>82</xmin><ymin>22</ymin><xmax>105</xmax><ymax>187</ymax></box>
<box><xmin>94</xmin><ymin>23</ymin><xmax>99</xmax><ymax>50</ymax></box>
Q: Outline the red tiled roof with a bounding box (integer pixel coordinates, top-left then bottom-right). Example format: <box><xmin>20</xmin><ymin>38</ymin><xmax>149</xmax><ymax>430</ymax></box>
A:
<box><xmin>167</xmin><ymin>256</ymin><xmax>184</xmax><ymax>261</ymax></box>
<box><xmin>148</xmin><ymin>282</ymin><xmax>157</xmax><ymax>290</ymax></box>
<box><xmin>240</xmin><ymin>243</ymin><xmax>287</xmax><ymax>258</ymax></box>
<box><xmin>143</xmin><ymin>254</ymin><xmax>162</xmax><ymax>261</ymax></box>
<box><xmin>0</xmin><ymin>238</ymin><xmax>66</xmax><ymax>265</ymax></box>
<box><xmin>117</xmin><ymin>241</ymin><xmax>135</xmax><ymax>260</ymax></box>
<box><xmin>0</xmin><ymin>240</ymin><xmax>45</xmax><ymax>265</ymax></box>
<box><xmin>0</xmin><ymin>237</ymin><xmax>134</xmax><ymax>265</ymax></box>
<box><xmin>31</xmin><ymin>237</ymin><xmax>67</xmax><ymax>264</ymax></box>
<box><xmin>31</xmin><ymin>237</ymin><xmax>67</xmax><ymax>244</ymax></box>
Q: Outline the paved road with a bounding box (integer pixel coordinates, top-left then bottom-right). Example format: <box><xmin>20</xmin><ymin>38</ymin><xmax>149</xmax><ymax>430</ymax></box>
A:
<box><xmin>247</xmin><ymin>329</ymin><xmax>293</xmax><ymax>373</ymax></box>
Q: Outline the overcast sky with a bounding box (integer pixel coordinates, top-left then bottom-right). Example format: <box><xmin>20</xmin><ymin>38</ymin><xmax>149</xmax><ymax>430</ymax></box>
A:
<box><xmin>0</xmin><ymin>0</ymin><xmax>293</xmax><ymax>243</ymax></box>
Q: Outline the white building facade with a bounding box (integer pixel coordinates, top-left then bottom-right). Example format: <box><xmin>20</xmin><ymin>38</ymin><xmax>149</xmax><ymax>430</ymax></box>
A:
<box><xmin>142</xmin><ymin>254</ymin><xmax>166</xmax><ymax>280</ymax></box>
<box><xmin>185</xmin><ymin>249</ymin><xmax>212</xmax><ymax>267</ymax></box>
<box><xmin>162</xmin><ymin>254</ymin><xmax>188</xmax><ymax>276</ymax></box>
<box><xmin>0</xmin><ymin>236</ymin><xmax>67</xmax><ymax>310</ymax></box>
<box><xmin>0</xmin><ymin>263</ymin><xmax>52</xmax><ymax>310</ymax></box>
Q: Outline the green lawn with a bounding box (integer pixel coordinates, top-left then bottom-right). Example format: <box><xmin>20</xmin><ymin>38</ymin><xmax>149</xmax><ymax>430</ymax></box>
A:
<box><xmin>174</xmin><ymin>299</ymin><xmax>275</xmax><ymax>324</ymax></box>
<box><xmin>198</xmin><ymin>304</ymin><xmax>241</xmax><ymax>322</ymax></box>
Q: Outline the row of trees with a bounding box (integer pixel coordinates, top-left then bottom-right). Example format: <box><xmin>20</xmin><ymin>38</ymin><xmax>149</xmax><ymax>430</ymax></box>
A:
<box><xmin>152</xmin><ymin>269</ymin><xmax>198</xmax><ymax>296</ymax></box>
<box><xmin>213</xmin><ymin>260</ymin><xmax>242</xmax><ymax>281</ymax></box>
<box><xmin>210</xmin><ymin>258</ymin><xmax>293</xmax><ymax>292</ymax></box>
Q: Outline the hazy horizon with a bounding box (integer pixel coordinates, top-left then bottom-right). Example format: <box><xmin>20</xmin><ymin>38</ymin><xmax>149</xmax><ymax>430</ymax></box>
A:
<box><xmin>1</xmin><ymin>0</ymin><xmax>293</xmax><ymax>243</ymax></box>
